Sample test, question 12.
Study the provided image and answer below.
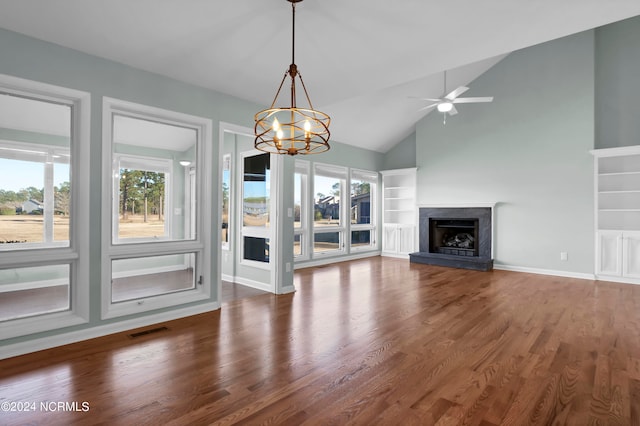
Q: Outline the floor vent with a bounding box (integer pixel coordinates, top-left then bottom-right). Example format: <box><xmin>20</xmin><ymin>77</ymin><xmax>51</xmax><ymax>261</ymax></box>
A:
<box><xmin>128</xmin><ymin>326</ymin><xmax>169</xmax><ymax>338</ymax></box>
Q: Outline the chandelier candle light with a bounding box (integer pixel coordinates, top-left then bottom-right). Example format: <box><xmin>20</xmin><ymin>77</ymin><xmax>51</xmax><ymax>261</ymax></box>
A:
<box><xmin>254</xmin><ymin>0</ymin><xmax>331</xmax><ymax>156</ymax></box>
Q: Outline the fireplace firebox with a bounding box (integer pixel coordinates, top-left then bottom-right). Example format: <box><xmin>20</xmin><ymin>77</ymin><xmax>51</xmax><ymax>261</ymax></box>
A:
<box><xmin>410</xmin><ymin>207</ymin><xmax>493</xmax><ymax>271</ymax></box>
<box><xmin>430</xmin><ymin>218</ymin><xmax>479</xmax><ymax>257</ymax></box>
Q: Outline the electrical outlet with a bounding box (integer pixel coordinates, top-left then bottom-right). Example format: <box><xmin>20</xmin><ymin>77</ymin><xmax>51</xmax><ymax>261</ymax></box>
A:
<box><xmin>560</xmin><ymin>251</ymin><xmax>568</xmax><ymax>261</ymax></box>
<box><xmin>286</xmin><ymin>262</ymin><xmax>291</xmax><ymax>272</ymax></box>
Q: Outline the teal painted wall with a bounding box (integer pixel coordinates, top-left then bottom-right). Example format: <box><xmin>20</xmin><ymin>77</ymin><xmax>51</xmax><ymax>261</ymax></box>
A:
<box><xmin>4</xmin><ymin>14</ymin><xmax>640</xmax><ymax>350</ymax></box>
<box><xmin>416</xmin><ymin>31</ymin><xmax>595</xmax><ymax>274</ymax></box>
<box><xmin>595</xmin><ymin>15</ymin><xmax>640</xmax><ymax>149</ymax></box>
<box><xmin>0</xmin><ymin>27</ymin><xmax>382</xmax><ymax>348</ymax></box>
<box><xmin>381</xmin><ymin>132</ymin><xmax>416</xmax><ymax>171</ymax></box>
<box><xmin>0</xmin><ymin>27</ymin><xmax>262</xmax><ymax>346</ymax></box>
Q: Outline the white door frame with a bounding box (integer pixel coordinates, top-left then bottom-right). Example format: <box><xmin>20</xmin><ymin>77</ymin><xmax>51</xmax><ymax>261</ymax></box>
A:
<box><xmin>217</xmin><ymin>122</ymin><xmax>281</xmax><ymax>297</ymax></box>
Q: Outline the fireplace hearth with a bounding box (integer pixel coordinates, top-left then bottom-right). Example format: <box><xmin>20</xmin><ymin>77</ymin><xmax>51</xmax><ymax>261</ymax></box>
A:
<box><xmin>410</xmin><ymin>206</ymin><xmax>493</xmax><ymax>271</ymax></box>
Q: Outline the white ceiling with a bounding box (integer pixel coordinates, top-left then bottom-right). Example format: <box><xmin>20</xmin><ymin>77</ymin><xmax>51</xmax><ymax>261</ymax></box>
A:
<box><xmin>1</xmin><ymin>1</ymin><xmax>639</xmax><ymax>152</ymax></box>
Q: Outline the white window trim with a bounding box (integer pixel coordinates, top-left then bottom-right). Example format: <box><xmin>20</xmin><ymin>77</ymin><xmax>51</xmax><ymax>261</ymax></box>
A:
<box><xmin>101</xmin><ymin>97</ymin><xmax>212</xmax><ymax>319</ymax></box>
<box><xmin>0</xmin><ymin>74</ymin><xmax>90</xmax><ymax>340</ymax></box>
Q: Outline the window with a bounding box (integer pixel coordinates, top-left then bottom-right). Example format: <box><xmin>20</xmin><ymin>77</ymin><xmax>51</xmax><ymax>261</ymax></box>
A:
<box><xmin>350</xmin><ymin>169</ymin><xmax>378</xmax><ymax>251</ymax></box>
<box><xmin>313</xmin><ymin>163</ymin><xmax>347</xmax><ymax>255</ymax></box>
<box><xmin>114</xmin><ymin>154</ymin><xmax>172</xmax><ymax>242</ymax></box>
<box><xmin>0</xmin><ymin>264</ymin><xmax>70</xmax><ymax>322</ymax></box>
<box><xmin>241</xmin><ymin>152</ymin><xmax>271</xmax><ymax>265</ymax></box>
<box><xmin>111</xmin><ymin>253</ymin><xmax>196</xmax><ymax>303</ymax></box>
<box><xmin>221</xmin><ymin>154</ymin><xmax>231</xmax><ymax>250</ymax></box>
<box><xmin>102</xmin><ymin>98</ymin><xmax>212</xmax><ymax>319</ymax></box>
<box><xmin>293</xmin><ymin>162</ymin><xmax>377</xmax><ymax>264</ymax></box>
<box><xmin>0</xmin><ymin>74</ymin><xmax>90</xmax><ymax>339</ymax></box>
<box><xmin>0</xmin><ymin>108</ymin><xmax>70</xmax><ymax>248</ymax></box>
<box><xmin>294</xmin><ymin>160</ymin><xmax>309</xmax><ymax>259</ymax></box>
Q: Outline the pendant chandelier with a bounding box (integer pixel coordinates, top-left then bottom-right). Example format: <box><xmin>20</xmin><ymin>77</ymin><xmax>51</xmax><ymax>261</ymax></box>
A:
<box><xmin>254</xmin><ymin>0</ymin><xmax>331</xmax><ymax>156</ymax></box>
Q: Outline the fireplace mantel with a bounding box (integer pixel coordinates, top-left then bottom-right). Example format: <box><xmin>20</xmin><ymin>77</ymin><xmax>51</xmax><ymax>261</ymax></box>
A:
<box><xmin>417</xmin><ymin>202</ymin><xmax>496</xmax><ymax>209</ymax></box>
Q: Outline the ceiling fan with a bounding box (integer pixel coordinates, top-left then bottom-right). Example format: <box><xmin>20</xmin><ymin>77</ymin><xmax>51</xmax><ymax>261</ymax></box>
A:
<box><xmin>414</xmin><ymin>71</ymin><xmax>494</xmax><ymax>123</ymax></box>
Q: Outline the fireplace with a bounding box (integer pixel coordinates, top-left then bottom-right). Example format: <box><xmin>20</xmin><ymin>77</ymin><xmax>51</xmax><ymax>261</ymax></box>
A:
<box><xmin>410</xmin><ymin>206</ymin><xmax>493</xmax><ymax>271</ymax></box>
<box><xmin>430</xmin><ymin>218</ymin><xmax>479</xmax><ymax>257</ymax></box>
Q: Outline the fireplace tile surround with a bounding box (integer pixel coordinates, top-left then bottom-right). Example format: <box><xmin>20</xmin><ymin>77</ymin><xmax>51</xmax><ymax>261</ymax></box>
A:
<box><xmin>410</xmin><ymin>205</ymin><xmax>494</xmax><ymax>271</ymax></box>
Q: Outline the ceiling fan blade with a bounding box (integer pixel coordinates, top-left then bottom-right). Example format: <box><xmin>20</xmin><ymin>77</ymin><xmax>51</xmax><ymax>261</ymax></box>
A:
<box><xmin>409</xmin><ymin>96</ymin><xmax>442</xmax><ymax>102</ymax></box>
<box><xmin>445</xmin><ymin>86</ymin><xmax>469</xmax><ymax>100</ymax></box>
<box><xmin>417</xmin><ymin>103</ymin><xmax>438</xmax><ymax>112</ymax></box>
<box><xmin>448</xmin><ymin>105</ymin><xmax>459</xmax><ymax>116</ymax></box>
<box><xmin>452</xmin><ymin>96</ymin><xmax>494</xmax><ymax>104</ymax></box>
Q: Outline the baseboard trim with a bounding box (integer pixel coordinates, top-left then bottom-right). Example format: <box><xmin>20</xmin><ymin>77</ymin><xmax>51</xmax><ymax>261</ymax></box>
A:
<box><xmin>0</xmin><ymin>302</ymin><xmax>220</xmax><ymax>360</ymax></box>
<box><xmin>494</xmin><ymin>264</ymin><xmax>595</xmax><ymax>280</ymax></box>
<box><xmin>594</xmin><ymin>275</ymin><xmax>640</xmax><ymax>285</ymax></box>
<box><xmin>278</xmin><ymin>285</ymin><xmax>296</xmax><ymax>295</ymax></box>
<box><xmin>222</xmin><ymin>276</ymin><xmax>271</xmax><ymax>292</ymax></box>
<box><xmin>380</xmin><ymin>252</ymin><xmax>409</xmax><ymax>259</ymax></box>
<box><xmin>295</xmin><ymin>251</ymin><xmax>380</xmax><ymax>269</ymax></box>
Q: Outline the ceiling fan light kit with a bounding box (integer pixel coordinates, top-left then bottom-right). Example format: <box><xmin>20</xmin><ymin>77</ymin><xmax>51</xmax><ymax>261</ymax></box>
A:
<box><xmin>254</xmin><ymin>0</ymin><xmax>331</xmax><ymax>156</ymax></box>
<box><xmin>415</xmin><ymin>70</ymin><xmax>494</xmax><ymax>124</ymax></box>
<box><xmin>436</xmin><ymin>102</ymin><xmax>453</xmax><ymax>113</ymax></box>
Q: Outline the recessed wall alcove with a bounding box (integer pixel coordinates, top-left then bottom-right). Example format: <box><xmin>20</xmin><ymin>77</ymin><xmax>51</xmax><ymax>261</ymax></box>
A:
<box><xmin>410</xmin><ymin>205</ymin><xmax>495</xmax><ymax>271</ymax></box>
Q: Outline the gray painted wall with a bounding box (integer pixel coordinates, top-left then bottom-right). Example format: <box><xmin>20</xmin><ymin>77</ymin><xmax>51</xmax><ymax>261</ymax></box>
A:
<box><xmin>0</xmin><ymin>27</ymin><xmax>262</xmax><ymax>345</ymax></box>
<box><xmin>595</xmin><ymin>15</ymin><xmax>640</xmax><ymax>149</ymax></box>
<box><xmin>381</xmin><ymin>132</ymin><xmax>416</xmax><ymax>171</ymax></box>
<box><xmin>3</xmin><ymin>14</ymin><xmax>639</xmax><ymax>350</ymax></box>
<box><xmin>415</xmin><ymin>31</ymin><xmax>595</xmax><ymax>274</ymax></box>
<box><xmin>0</xmin><ymin>27</ymin><xmax>383</xmax><ymax>348</ymax></box>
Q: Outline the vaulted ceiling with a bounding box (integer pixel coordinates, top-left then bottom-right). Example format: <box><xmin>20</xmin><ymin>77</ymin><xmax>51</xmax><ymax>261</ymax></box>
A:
<box><xmin>1</xmin><ymin>1</ymin><xmax>639</xmax><ymax>152</ymax></box>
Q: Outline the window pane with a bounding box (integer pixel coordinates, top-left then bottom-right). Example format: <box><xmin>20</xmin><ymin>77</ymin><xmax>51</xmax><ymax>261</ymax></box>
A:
<box><xmin>0</xmin><ymin>264</ymin><xmax>70</xmax><ymax>321</ymax></box>
<box><xmin>111</xmin><ymin>253</ymin><xmax>196</xmax><ymax>303</ymax></box>
<box><xmin>314</xmin><ymin>232</ymin><xmax>340</xmax><ymax>253</ymax></box>
<box><xmin>351</xmin><ymin>230</ymin><xmax>371</xmax><ymax>248</ymax></box>
<box><xmin>314</xmin><ymin>175</ymin><xmax>341</xmax><ymax>227</ymax></box>
<box><xmin>221</xmin><ymin>155</ymin><xmax>230</xmax><ymax>247</ymax></box>
<box><xmin>294</xmin><ymin>234</ymin><xmax>302</xmax><ymax>257</ymax></box>
<box><xmin>243</xmin><ymin>154</ymin><xmax>270</xmax><ymax>228</ymax></box>
<box><xmin>351</xmin><ymin>179</ymin><xmax>371</xmax><ymax>224</ymax></box>
<box><xmin>0</xmin><ymin>94</ymin><xmax>71</xmax><ymax>249</ymax></box>
<box><xmin>118</xmin><ymin>168</ymin><xmax>167</xmax><ymax>239</ymax></box>
<box><xmin>112</xmin><ymin>115</ymin><xmax>197</xmax><ymax>244</ymax></box>
<box><xmin>294</xmin><ymin>172</ymin><xmax>302</xmax><ymax>228</ymax></box>
<box><xmin>244</xmin><ymin>236</ymin><xmax>269</xmax><ymax>263</ymax></box>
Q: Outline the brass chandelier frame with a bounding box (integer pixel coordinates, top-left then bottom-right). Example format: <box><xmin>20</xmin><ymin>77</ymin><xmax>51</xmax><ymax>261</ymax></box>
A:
<box><xmin>254</xmin><ymin>0</ymin><xmax>331</xmax><ymax>156</ymax></box>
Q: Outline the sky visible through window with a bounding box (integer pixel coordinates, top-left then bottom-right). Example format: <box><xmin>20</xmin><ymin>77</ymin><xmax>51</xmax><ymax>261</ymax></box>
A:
<box><xmin>0</xmin><ymin>159</ymin><xmax>69</xmax><ymax>193</ymax></box>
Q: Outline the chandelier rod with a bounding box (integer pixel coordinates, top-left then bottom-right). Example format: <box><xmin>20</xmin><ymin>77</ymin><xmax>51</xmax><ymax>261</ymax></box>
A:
<box><xmin>291</xmin><ymin>1</ymin><xmax>296</xmax><ymax>65</ymax></box>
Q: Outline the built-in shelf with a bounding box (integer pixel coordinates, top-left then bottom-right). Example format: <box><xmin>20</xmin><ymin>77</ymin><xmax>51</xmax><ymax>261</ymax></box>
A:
<box><xmin>381</xmin><ymin>168</ymin><xmax>417</xmax><ymax>257</ymax></box>
<box><xmin>592</xmin><ymin>146</ymin><xmax>640</xmax><ymax>283</ymax></box>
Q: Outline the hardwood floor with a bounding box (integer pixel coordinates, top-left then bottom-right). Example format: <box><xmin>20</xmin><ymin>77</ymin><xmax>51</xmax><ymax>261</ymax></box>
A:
<box><xmin>1</xmin><ymin>257</ymin><xmax>639</xmax><ymax>425</ymax></box>
<box><xmin>221</xmin><ymin>280</ymin><xmax>269</xmax><ymax>304</ymax></box>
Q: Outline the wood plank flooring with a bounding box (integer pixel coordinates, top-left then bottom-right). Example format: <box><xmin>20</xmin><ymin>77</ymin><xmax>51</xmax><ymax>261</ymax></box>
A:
<box><xmin>1</xmin><ymin>257</ymin><xmax>639</xmax><ymax>425</ymax></box>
